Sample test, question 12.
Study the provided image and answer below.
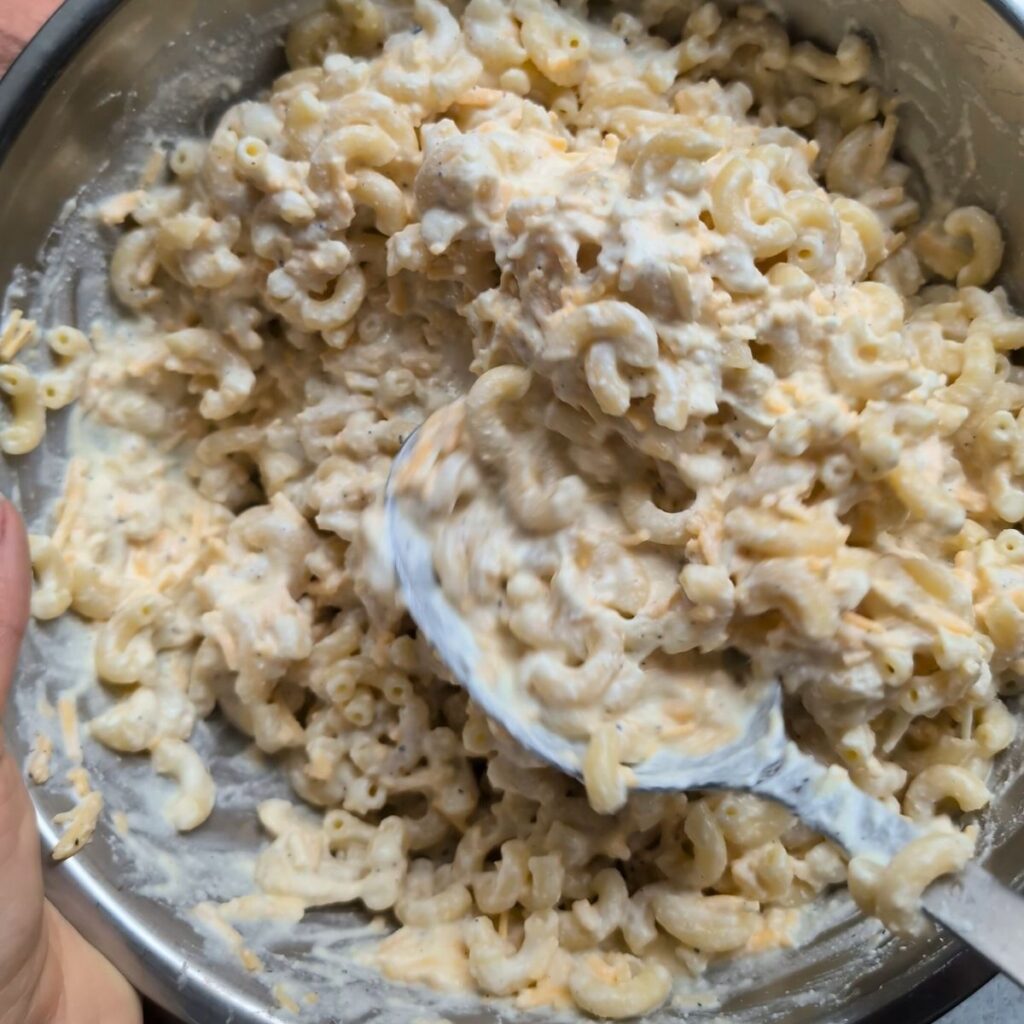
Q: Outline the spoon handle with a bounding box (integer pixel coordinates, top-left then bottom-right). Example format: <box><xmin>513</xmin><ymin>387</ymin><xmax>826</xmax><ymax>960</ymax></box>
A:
<box><xmin>923</xmin><ymin>862</ymin><xmax>1024</xmax><ymax>989</ymax></box>
<box><xmin>755</xmin><ymin>744</ymin><xmax>1024</xmax><ymax>990</ymax></box>
<box><xmin>754</xmin><ymin>743</ymin><xmax>916</xmax><ymax>860</ymax></box>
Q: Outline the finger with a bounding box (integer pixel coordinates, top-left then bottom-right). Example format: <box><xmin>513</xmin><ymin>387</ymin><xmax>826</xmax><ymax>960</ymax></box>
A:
<box><xmin>0</xmin><ymin>496</ymin><xmax>45</xmax><ymax>1011</ymax></box>
<box><xmin>0</xmin><ymin>755</ymin><xmax>48</xmax><ymax>1016</ymax></box>
<box><xmin>0</xmin><ymin>496</ymin><xmax>139</xmax><ymax>1024</ymax></box>
<box><xmin>0</xmin><ymin>503</ymin><xmax>45</xmax><ymax>1015</ymax></box>
<box><xmin>0</xmin><ymin>496</ymin><xmax>30</xmax><ymax>715</ymax></box>
<box><xmin>1</xmin><ymin>2</ymin><xmax>64</xmax><ymax>76</ymax></box>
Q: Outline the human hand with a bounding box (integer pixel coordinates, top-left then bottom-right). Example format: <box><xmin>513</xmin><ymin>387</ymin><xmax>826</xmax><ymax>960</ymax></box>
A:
<box><xmin>0</xmin><ymin>498</ymin><xmax>141</xmax><ymax>1024</ymax></box>
<box><xmin>1</xmin><ymin>0</ymin><xmax>63</xmax><ymax>74</ymax></box>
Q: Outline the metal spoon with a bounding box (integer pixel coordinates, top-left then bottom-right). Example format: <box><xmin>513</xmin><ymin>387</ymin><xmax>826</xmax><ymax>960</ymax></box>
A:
<box><xmin>385</xmin><ymin>424</ymin><xmax>1024</xmax><ymax>988</ymax></box>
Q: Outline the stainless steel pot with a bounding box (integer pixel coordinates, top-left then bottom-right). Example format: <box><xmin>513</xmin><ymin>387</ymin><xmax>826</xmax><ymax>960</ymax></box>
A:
<box><xmin>1</xmin><ymin>2</ymin><xmax>1022</xmax><ymax>1022</ymax></box>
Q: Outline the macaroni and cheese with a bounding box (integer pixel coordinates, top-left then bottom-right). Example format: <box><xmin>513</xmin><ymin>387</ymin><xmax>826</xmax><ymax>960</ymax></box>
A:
<box><xmin>15</xmin><ymin>0</ymin><xmax>1024</xmax><ymax>1016</ymax></box>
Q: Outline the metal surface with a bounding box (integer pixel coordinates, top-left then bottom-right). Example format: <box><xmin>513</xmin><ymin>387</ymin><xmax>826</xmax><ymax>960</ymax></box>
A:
<box><xmin>387</xmin><ymin>425</ymin><xmax>1024</xmax><ymax>990</ymax></box>
<box><xmin>924</xmin><ymin>864</ymin><xmax>1024</xmax><ymax>992</ymax></box>
<box><xmin>1</xmin><ymin>1</ymin><xmax>1023</xmax><ymax>1022</ymax></box>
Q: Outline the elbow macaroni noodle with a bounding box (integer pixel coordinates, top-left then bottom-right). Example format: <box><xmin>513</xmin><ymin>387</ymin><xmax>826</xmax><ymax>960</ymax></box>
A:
<box><xmin>15</xmin><ymin>0</ymin><xmax>1024</xmax><ymax>1015</ymax></box>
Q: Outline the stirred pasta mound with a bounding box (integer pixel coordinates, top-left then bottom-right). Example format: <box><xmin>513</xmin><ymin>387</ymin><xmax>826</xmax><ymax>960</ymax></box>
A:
<box><xmin>15</xmin><ymin>0</ymin><xmax>1024</xmax><ymax>1016</ymax></box>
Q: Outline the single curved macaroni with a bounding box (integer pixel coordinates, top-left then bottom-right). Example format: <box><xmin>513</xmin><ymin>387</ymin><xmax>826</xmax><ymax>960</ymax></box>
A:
<box><xmin>0</xmin><ymin>364</ymin><xmax>45</xmax><ymax>455</ymax></box>
<box><xmin>88</xmin><ymin>686</ymin><xmax>197</xmax><ymax>753</ymax></box>
<box><xmin>568</xmin><ymin>956</ymin><xmax>672</xmax><ymax>1021</ymax></box>
<box><xmin>40</xmin><ymin>326</ymin><xmax>93</xmax><ymax>410</ymax></box>
<box><xmin>151</xmin><ymin>738</ymin><xmax>216</xmax><ymax>832</ymax></box>
<box><xmin>28</xmin><ymin>534</ymin><xmax>73</xmax><ymax>620</ymax></box>
<box><xmin>849</xmin><ymin>831</ymin><xmax>974</xmax><ymax>937</ymax></box>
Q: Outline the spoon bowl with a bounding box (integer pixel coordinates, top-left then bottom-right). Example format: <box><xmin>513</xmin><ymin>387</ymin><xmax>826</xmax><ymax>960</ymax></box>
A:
<box><xmin>386</xmin><ymin>448</ymin><xmax>788</xmax><ymax>790</ymax></box>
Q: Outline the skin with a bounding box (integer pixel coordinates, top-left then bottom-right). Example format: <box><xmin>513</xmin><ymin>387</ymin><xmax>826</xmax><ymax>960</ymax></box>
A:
<box><xmin>0</xmin><ymin>0</ymin><xmax>61</xmax><ymax>74</ymax></box>
<box><xmin>0</xmin><ymin>498</ymin><xmax>141</xmax><ymax>1024</ymax></box>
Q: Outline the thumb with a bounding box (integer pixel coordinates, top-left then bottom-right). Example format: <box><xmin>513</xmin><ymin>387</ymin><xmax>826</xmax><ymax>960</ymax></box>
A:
<box><xmin>0</xmin><ymin>496</ymin><xmax>52</xmax><ymax>1019</ymax></box>
<box><xmin>0</xmin><ymin>500</ymin><xmax>140</xmax><ymax>1024</ymax></box>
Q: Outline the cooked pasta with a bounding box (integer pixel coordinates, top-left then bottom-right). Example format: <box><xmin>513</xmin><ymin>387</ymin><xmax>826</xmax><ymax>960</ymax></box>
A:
<box><xmin>21</xmin><ymin>0</ymin><xmax>1022</xmax><ymax>1016</ymax></box>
